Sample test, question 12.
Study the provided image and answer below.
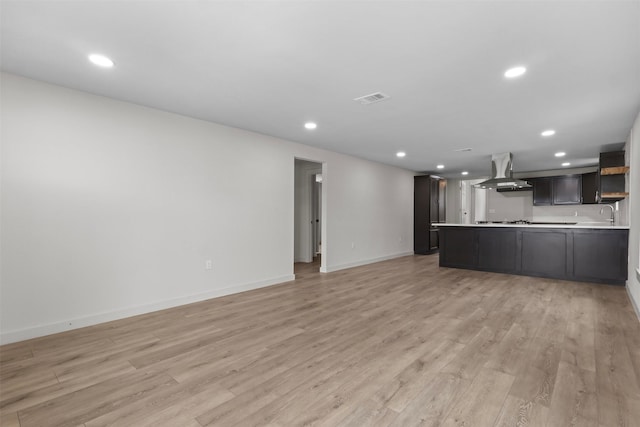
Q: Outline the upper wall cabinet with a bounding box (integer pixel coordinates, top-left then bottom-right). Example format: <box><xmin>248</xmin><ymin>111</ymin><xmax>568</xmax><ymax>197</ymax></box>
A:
<box><xmin>581</xmin><ymin>172</ymin><xmax>598</xmax><ymax>204</ymax></box>
<box><xmin>532</xmin><ymin>177</ymin><xmax>552</xmax><ymax>206</ymax></box>
<box><xmin>552</xmin><ymin>175</ymin><xmax>582</xmax><ymax>205</ymax></box>
<box><xmin>531</xmin><ymin>175</ymin><xmax>582</xmax><ymax>206</ymax></box>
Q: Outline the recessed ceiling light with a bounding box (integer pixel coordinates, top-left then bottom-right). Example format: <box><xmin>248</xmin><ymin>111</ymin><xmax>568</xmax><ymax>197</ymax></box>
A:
<box><xmin>504</xmin><ymin>66</ymin><xmax>526</xmax><ymax>78</ymax></box>
<box><xmin>396</xmin><ymin>151</ymin><xmax>406</xmax><ymax>158</ymax></box>
<box><xmin>461</xmin><ymin>171</ymin><xmax>469</xmax><ymax>176</ymax></box>
<box><xmin>541</xmin><ymin>130</ymin><xmax>556</xmax><ymax>137</ymax></box>
<box><xmin>88</xmin><ymin>54</ymin><xmax>114</xmax><ymax>68</ymax></box>
<box><xmin>304</xmin><ymin>122</ymin><xmax>317</xmax><ymax>130</ymax></box>
<box><xmin>555</xmin><ymin>152</ymin><xmax>566</xmax><ymax>157</ymax></box>
<box><xmin>562</xmin><ymin>162</ymin><xmax>571</xmax><ymax>167</ymax></box>
<box><xmin>436</xmin><ymin>164</ymin><xmax>445</xmax><ymax>169</ymax></box>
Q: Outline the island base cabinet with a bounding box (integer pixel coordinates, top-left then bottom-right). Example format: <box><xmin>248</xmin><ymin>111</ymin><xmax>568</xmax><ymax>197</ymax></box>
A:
<box><xmin>572</xmin><ymin>231</ymin><xmax>629</xmax><ymax>283</ymax></box>
<box><xmin>439</xmin><ymin>228</ymin><xmax>475</xmax><ymax>268</ymax></box>
<box><xmin>521</xmin><ymin>230</ymin><xmax>568</xmax><ymax>279</ymax></box>
<box><xmin>477</xmin><ymin>229</ymin><xmax>518</xmax><ymax>273</ymax></box>
<box><xmin>439</xmin><ymin>226</ymin><xmax>628</xmax><ymax>285</ymax></box>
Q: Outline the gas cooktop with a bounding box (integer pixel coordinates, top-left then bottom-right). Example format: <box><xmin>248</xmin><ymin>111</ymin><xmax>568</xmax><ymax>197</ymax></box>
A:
<box><xmin>476</xmin><ymin>220</ymin><xmax>531</xmax><ymax>224</ymax></box>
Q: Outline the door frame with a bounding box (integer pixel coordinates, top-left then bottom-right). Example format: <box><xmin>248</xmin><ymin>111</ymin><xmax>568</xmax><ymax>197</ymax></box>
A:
<box><xmin>294</xmin><ymin>158</ymin><xmax>327</xmax><ymax>272</ymax></box>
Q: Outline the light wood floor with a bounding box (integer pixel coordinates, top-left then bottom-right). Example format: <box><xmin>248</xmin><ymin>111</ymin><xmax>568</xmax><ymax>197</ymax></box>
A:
<box><xmin>1</xmin><ymin>255</ymin><xmax>640</xmax><ymax>427</ymax></box>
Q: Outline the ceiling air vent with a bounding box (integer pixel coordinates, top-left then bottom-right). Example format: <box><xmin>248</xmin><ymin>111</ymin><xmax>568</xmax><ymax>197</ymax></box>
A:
<box><xmin>353</xmin><ymin>92</ymin><xmax>391</xmax><ymax>105</ymax></box>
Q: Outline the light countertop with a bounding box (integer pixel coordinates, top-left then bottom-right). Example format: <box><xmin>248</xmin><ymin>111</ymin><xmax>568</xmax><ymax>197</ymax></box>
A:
<box><xmin>436</xmin><ymin>223</ymin><xmax>629</xmax><ymax>229</ymax></box>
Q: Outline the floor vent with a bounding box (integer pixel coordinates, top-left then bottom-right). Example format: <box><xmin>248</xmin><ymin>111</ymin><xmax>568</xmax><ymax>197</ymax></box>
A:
<box><xmin>353</xmin><ymin>92</ymin><xmax>391</xmax><ymax>105</ymax></box>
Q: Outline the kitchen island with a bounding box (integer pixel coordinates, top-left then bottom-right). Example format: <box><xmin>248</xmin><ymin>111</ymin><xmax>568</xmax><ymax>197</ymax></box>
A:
<box><xmin>437</xmin><ymin>223</ymin><xmax>629</xmax><ymax>285</ymax></box>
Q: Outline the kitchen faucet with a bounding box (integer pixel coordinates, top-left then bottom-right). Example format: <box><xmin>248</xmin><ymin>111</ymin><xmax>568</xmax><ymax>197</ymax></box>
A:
<box><xmin>600</xmin><ymin>204</ymin><xmax>615</xmax><ymax>225</ymax></box>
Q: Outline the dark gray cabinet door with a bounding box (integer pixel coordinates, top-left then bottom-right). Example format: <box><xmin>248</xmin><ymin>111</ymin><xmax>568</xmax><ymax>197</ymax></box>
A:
<box><xmin>477</xmin><ymin>229</ymin><xmax>518</xmax><ymax>272</ymax></box>
<box><xmin>572</xmin><ymin>230</ymin><xmax>628</xmax><ymax>282</ymax></box>
<box><xmin>429</xmin><ymin>229</ymin><xmax>439</xmax><ymax>251</ymax></box>
<box><xmin>430</xmin><ymin>178</ymin><xmax>440</xmax><ymax>223</ymax></box>
<box><xmin>520</xmin><ymin>230</ymin><xmax>568</xmax><ymax>279</ymax></box>
<box><xmin>438</xmin><ymin>179</ymin><xmax>447</xmax><ymax>222</ymax></box>
<box><xmin>581</xmin><ymin>172</ymin><xmax>597</xmax><ymax>204</ymax></box>
<box><xmin>414</xmin><ymin>175</ymin><xmax>446</xmax><ymax>255</ymax></box>
<box><xmin>413</xmin><ymin>176</ymin><xmax>431</xmax><ymax>254</ymax></box>
<box><xmin>532</xmin><ymin>178</ymin><xmax>552</xmax><ymax>206</ymax></box>
<box><xmin>553</xmin><ymin>175</ymin><xmax>582</xmax><ymax>205</ymax></box>
<box><xmin>439</xmin><ymin>228</ymin><xmax>476</xmax><ymax>268</ymax></box>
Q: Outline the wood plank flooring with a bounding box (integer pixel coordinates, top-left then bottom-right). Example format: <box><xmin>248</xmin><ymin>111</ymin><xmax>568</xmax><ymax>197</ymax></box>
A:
<box><xmin>1</xmin><ymin>254</ymin><xmax>639</xmax><ymax>426</ymax></box>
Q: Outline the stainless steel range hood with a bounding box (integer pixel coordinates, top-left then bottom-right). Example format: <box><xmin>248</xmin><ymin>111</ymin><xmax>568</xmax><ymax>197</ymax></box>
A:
<box><xmin>473</xmin><ymin>152</ymin><xmax>532</xmax><ymax>190</ymax></box>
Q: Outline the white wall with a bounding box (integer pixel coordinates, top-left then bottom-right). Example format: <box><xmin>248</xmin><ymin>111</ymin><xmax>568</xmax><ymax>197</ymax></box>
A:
<box><xmin>626</xmin><ymin>111</ymin><xmax>640</xmax><ymax>319</ymax></box>
<box><xmin>0</xmin><ymin>73</ymin><xmax>414</xmax><ymax>343</ymax></box>
<box><xmin>322</xmin><ymin>155</ymin><xmax>414</xmax><ymax>272</ymax></box>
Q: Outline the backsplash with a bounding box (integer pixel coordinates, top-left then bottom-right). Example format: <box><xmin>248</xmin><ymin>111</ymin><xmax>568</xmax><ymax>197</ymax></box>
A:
<box><xmin>532</xmin><ymin>204</ymin><xmax>616</xmax><ymax>225</ymax></box>
<box><xmin>485</xmin><ymin>190</ymin><xmax>532</xmax><ymax>222</ymax></box>
<box><xmin>485</xmin><ymin>189</ymin><xmax>628</xmax><ymax>225</ymax></box>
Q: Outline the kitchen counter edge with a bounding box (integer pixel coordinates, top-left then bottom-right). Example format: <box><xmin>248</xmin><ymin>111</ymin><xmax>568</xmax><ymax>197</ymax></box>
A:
<box><xmin>435</xmin><ymin>223</ymin><xmax>629</xmax><ymax>229</ymax></box>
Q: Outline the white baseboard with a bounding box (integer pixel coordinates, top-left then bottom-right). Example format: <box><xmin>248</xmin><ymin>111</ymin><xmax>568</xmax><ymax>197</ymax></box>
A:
<box><xmin>627</xmin><ymin>282</ymin><xmax>640</xmax><ymax>323</ymax></box>
<box><xmin>0</xmin><ymin>274</ymin><xmax>295</xmax><ymax>345</ymax></box>
<box><xmin>321</xmin><ymin>251</ymin><xmax>414</xmax><ymax>273</ymax></box>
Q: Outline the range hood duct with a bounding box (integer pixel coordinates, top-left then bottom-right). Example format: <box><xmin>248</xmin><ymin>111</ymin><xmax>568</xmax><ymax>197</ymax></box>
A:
<box><xmin>473</xmin><ymin>152</ymin><xmax>532</xmax><ymax>190</ymax></box>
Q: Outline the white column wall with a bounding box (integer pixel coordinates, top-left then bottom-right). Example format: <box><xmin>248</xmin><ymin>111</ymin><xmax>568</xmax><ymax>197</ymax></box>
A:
<box><xmin>626</xmin><ymin>110</ymin><xmax>640</xmax><ymax>318</ymax></box>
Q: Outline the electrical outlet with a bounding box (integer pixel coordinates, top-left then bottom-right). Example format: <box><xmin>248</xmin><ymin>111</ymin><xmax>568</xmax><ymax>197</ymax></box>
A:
<box><xmin>205</xmin><ymin>260</ymin><xmax>213</xmax><ymax>270</ymax></box>
<box><xmin>351</xmin><ymin>242</ymin><xmax>355</xmax><ymax>249</ymax></box>
<box><xmin>489</xmin><ymin>209</ymin><xmax>496</xmax><ymax>213</ymax></box>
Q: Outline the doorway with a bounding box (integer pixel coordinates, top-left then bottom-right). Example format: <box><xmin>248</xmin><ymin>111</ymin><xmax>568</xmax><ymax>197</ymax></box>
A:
<box><xmin>294</xmin><ymin>158</ymin><xmax>324</xmax><ymax>274</ymax></box>
<box><xmin>460</xmin><ymin>179</ymin><xmax>487</xmax><ymax>224</ymax></box>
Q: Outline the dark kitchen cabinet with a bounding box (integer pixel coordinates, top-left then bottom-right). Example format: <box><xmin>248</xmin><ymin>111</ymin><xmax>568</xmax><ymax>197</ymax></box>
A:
<box><xmin>600</xmin><ymin>150</ymin><xmax>625</xmax><ymax>168</ymax></box>
<box><xmin>552</xmin><ymin>175</ymin><xmax>582</xmax><ymax>205</ymax></box>
<box><xmin>531</xmin><ymin>175</ymin><xmax>581</xmax><ymax>206</ymax></box>
<box><xmin>572</xmin><ymin>230</ymin><xmax>629</xmax><ymax>283</ymax></box>
<box><xmin>439</xmin><ymin>226</ymin><xmax>628</xmax><ymax>285</ymax></box>
<box><xmin>520</xmin><ymin>229</ymin><xmax>568</xmax><ymax>279</ymax></box>
<box><xmin>439</xmin><ymin>227</ymin><xmax>476</xmax><ymax>268</ymax></box>
<box><xmin>430</xmin><ymin>178</ymin><xmax>440</xmax><ymax>230</ymax></box>
<box><xmin>581</xmin><ymin>172</ymin><xmax>598</xmax><ymax>204</ymax></box>
<box><xmin>477</xmin><ymin>228</ymin><xmax>518</xmax><ymax>272</ymax></box>
<box><xmin>532</xmin><ymin>178</ymin><xmax>552</xmax><ymax>206</ymax></box>
<box><xmin>414</xmin><ymin>175</ymin><xmax>446</xmax><ymax>255</ymax></box>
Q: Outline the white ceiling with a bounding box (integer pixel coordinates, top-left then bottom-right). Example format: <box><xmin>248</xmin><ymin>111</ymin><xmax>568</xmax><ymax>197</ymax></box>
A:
<box><xmin>2</xmin><ymin>1</ymin><xmax>639</xmax><ymax>178</ymax></box>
